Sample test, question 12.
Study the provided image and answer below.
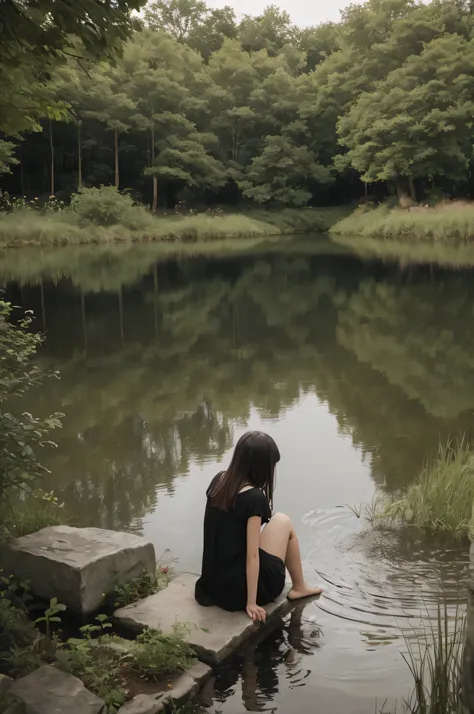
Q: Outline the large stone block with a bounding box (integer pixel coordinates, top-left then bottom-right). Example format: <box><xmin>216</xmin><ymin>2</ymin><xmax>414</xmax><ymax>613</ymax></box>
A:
<box><xmin>115</xmin><ymin>573</ymin><xmax>292</xmax><ymax>664</ymax></box>
<box><xmin>9</xmin><ymin>665</ymin><xmax>104</xmax><ymax>714</ymax></box>
<box><xmin>0</xmin><ymin>526</ymin><xmax>155</xmax><ymax>615</ymax></box>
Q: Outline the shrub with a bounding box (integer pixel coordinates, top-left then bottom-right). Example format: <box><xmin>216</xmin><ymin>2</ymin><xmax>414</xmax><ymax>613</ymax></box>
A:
<box><xmin>70</xmin><ymin>187</ymin><xmax>153</xmax><ymax>230</ymax></box>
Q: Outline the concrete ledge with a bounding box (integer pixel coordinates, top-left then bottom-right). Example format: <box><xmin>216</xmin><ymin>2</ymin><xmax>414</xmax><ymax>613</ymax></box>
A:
<box><xmin>115</xmin><ymin>572</ymin><xmax>293</xmax><ymax>664</ymax></box>
<box><xmin>0</xmin><ymin>526</ymin><xmax>156</xmax><ymax>615</ymax></box>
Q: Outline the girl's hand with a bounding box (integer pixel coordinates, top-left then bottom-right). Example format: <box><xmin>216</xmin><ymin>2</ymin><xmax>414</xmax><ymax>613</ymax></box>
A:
<box><xmin>246</xmin><ymin>603</ymin><xmax>267</xmax><ymax>623</ymax></box>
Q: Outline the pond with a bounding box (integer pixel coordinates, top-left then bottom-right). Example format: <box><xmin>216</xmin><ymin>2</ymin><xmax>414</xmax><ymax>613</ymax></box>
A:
<box><xmin>1</xmin><ymin>235</ymin><xmax>470</xmax><ymax>714</ymax></box>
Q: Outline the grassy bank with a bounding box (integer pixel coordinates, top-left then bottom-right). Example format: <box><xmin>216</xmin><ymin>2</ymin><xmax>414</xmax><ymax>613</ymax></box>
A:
<box><xmin>331</xmin><ymin>202</ymin><xmax>474</xmax><ymax>243</ymax></box>
<box><xmin>0</xmin><ymin>189</ymin><xmax>351</xmax><ymax>247</ymax></box>
<box><xmin>383</xmin><ymin>437</ymin><xmax>474</xmax><ymax>540</ymax></box>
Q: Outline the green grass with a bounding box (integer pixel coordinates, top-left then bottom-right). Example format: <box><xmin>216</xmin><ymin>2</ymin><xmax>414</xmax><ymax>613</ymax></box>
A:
<box><xmin>331</xmin><ymin>202</ymin><xmax>474</xmax><ymax>244</ymax></box>
<box><xmin>0</xmin><ymin>205</ymin><xmax>350</xmax><ymax>248</ymax></box>
<box><xmin>383</xmin><ymin>437</ymin><xmax>474</xmax><ymax>540</ymax></box>
<box><xmin>402</xmin><ymin>603</ymin><xmax>466</xmax><ymax>714</ymax></box>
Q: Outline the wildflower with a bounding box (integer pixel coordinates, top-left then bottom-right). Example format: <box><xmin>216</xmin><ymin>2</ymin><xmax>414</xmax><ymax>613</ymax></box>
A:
<box><xmin>160</xmin><ymin>567</ymin><xmax>169</xmax><ymax>575</ymax></box>
<box><xmin>49</xmin><ymin>195</ymin><xmax>55</xmax><ymax>199</ymax></box>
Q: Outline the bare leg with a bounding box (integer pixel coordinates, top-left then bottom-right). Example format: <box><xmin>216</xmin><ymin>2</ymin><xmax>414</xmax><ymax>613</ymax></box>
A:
<box><xmin>259</xmin><ymin>513</ymin><xmax>322</xmax><ymax>600</ymax></box>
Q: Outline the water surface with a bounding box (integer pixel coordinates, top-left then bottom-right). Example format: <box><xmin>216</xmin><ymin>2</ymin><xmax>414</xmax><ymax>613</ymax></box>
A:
<box><xmin>2</xmin><ymin>235</ymin><xmax>470</xmax><ymax>713</ymax></box>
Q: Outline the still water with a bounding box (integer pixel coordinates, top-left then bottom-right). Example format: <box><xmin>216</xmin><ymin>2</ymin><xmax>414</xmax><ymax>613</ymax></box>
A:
<box><xmin>1</xmin><ymin>236</ymin><xmax>470</xmax><ymax>713</ymax></box>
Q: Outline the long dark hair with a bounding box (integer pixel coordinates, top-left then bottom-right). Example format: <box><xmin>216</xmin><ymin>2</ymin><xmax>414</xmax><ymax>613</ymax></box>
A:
<box><xmin>209</xmin><ymin>431</ymin><xmax>280</xmax><ymax>512</ymax></box>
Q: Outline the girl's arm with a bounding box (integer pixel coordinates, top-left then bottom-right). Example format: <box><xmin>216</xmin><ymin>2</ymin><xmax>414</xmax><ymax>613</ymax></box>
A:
<box><xmin>246</xmin><ymin>516</ymin><xmax>266</xmax><ymax>623</ymax></box>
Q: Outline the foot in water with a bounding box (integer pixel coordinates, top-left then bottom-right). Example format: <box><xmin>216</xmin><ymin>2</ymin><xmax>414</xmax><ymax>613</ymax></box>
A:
<box><xmin>287</xmin><ymin>585</ymin><xmax>323</xmax><ymax>601</ymax></box>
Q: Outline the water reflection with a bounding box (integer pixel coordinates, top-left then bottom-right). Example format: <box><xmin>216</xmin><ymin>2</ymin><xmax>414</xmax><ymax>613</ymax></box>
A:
<box><xmin>2</xmin><ymin>237</ymin><xmax>471</xmax><ymax>712</ymax></box>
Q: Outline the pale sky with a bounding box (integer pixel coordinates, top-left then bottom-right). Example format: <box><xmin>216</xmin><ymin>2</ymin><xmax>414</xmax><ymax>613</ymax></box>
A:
<box><xmin>206</xmin><ymin>0</ymin><xmax>362</xmax><ymax>28</ymax></box>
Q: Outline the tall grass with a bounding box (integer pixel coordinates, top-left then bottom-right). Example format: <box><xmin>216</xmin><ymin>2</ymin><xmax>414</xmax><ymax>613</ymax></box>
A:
<box><xmin>402</xmin><ymin>603</ymin><xmax>466</xmax><ymax>714</ymax></box>
<box><xmin>0</xmin><ymin>196</ymin><xmax>350</xmax><ymax>248</ymax></box>
<box><xmin>383</xmin><ymin>437</ymin><xmax>474</xmax><ymax>540</ymax></box>
<box><xmin>331</xmin><ymin>202</ymin><xmax>474</xmax><ymax>243</ymax></box>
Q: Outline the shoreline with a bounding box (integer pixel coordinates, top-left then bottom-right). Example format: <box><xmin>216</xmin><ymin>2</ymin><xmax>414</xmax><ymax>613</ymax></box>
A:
<box><xmin>0</xmin><ymin>206</ymin><xmax>351</xmax><ymax>248</ymax></box>
<box><xmin>331</xmin><ymin>202</ymin><xmax>474</xmax><ymax>244</ymax></box>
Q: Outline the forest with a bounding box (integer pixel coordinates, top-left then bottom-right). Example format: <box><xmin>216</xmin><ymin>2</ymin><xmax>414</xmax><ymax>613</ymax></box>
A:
<box><xmin>2</xmin><ymin>0</ymin><xmax>474</xmax><ymax>210</ymax></box>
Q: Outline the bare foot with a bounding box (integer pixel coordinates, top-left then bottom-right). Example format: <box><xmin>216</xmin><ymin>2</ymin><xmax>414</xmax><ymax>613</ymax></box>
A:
<box><xmin>287</xmin><ymin>584</ymin><xmax>323</xmax><ymax>601</ymax></box>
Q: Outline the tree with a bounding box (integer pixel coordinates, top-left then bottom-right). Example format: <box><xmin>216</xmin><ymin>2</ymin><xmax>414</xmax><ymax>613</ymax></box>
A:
<box><xmin>239</xmin><ymin>5</ymin><xmax>298</xmax><ymax>55</ymax></box>
<box><xmin>338</xmin><ymin>35</ymin><xmax>474</xmax><ymax>198</ymax></box>
<box><xmin>239</xmin><ymin>135</ymin><xmax>332</xmax><ymax>205</ymax></box>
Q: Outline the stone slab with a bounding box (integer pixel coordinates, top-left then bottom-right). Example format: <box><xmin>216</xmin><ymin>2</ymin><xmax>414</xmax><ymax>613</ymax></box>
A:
<box><xmin>0</xmin><ymin>526</ymin><xmax>156</xmax><ymax>615</ymax></box>
<box><xmin>117</xmin><ymin>695</ymin><xmax>164</xmax><ymax>714</ymax></box>
<box><xmin>9</xmin><ymin>665</ymin><xmax>104</xmax><ymax>714</ymax></box>
<box><xmin>158</xmin><ymin>674</ymin><xmax>197</xmax><ymax>707</ymax></box>
<box><xmin>187</xmin><ymin>661</ymin><xmax>212</xmax><ymax>687</ymax></box>
<box><xmin>115</xmin><ymin>573</ymin><xmax>292</xmax><ymax>664</ymax></box>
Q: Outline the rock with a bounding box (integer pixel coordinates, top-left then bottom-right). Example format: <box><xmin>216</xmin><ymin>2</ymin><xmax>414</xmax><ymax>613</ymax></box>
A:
<box><xmin>158</xmin><ymin>674</ymin><xmax>197</xmax><ymax>706</ymax></box>
<box><xmin>9</xmin><ymin>665</ymin><xmax>104</xmax><ymax>714</ymax></box>
<box><xmin>117</xmin><ymin>695</ymin><xmax>164</xmax><ymax>714</ymax></box>
<box><xmin>0</xmin><ymin>673</ymin><xmax>12</xmax><ymax>696</ymax></box>
<box><xmin>187</xmin><ymin>661</ymin><xmax>212</xmax><ymax>687</ymax></box>
<box><xmin>0</xmin><ymin>526</ymin><xmax>156</xmax><ymax>615</ymax></box>
<box><xmin>115</xmin><ymin>573</ymin><xmax>292</xmax><ymax>664</ymax></box>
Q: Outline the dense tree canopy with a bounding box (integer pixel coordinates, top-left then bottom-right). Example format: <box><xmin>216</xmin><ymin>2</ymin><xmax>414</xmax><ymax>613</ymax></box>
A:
<box><xmin>2</xmin><ymin>0</ymin><xmax>474</xmax><ymax>206</ymax></box>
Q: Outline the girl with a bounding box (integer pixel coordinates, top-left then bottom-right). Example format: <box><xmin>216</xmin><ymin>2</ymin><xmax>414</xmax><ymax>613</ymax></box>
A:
<box><xmin>195</xmin><ymin>431</ymin><xmax>322</xmax><ymax>622</ymax></box>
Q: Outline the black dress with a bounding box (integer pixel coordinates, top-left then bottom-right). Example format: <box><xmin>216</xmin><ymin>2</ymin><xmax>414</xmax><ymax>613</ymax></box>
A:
<box><xmin>195</xmin><ymin>475</ymin><xmax>286</xmax><ymax>612</ymax></box>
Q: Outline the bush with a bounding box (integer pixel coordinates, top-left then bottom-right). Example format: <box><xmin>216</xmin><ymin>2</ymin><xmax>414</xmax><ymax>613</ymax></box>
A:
<box><xmin>70</xmin><ymin>187</ymin><xmax>153</xmax><ymax>230</ymax></box>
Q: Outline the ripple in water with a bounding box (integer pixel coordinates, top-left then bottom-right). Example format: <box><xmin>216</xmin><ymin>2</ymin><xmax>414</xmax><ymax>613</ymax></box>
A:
<box><xmin>203</xmin><ymin>507</ymin><xmax>469</xmax><ymax>713</ymax></box>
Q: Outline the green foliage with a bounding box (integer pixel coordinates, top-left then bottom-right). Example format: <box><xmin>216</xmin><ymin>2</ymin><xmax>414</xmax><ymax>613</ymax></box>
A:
<box><xmin>0</xmin><ymin>573</ymin><xmax>39</xmax><ymax>678</ymax></box>
<box><xmin>240</xmin><ymin>136</ymin><xmax>333</xmax><ymax>206</ymax></box>
<box><xmin>126</xmin><ymin>626</ymin><xmax>196</xmax><ymax>679</ymax></box>
<box><xmin>5</xmin><ymin>0</ymin><xmax>474</xmax><ymax>211</ymax></box>
<box><xmin>70</xmin><ymin>187</ymin><xmax>154</xmax><ymax>230</ymax></box>
<box><xmin>113</xmin><ymin>567</ymin><xmax>171</xmax><ymax>608</ymax></box>
<box><xmin>0</xmin><ymin>301</ymin><xmax>63</xmax><ymax>539</ymax></box>
<box><xmin>34</xmin><ymin>598</ymin><xmax>66</xmax><ymax>639</ymax></box>
<box><xmin>57</xmin><ymin>616</ymin><xmax>125</xmax><ymax>711</ymax></box>
<box><xmin>338</xmin><ymin>35</ymin><xmax>474</xmax><ymax>194</ymax></box>
<box><xmin>382</xmin><ymin>437</ymin><xmax>474</xmax><ymax>538</ymax></box>
<box><xmin>0</xmin><ymin>143</ymin><xmax>18</xmax><ymax>177</ymax></box>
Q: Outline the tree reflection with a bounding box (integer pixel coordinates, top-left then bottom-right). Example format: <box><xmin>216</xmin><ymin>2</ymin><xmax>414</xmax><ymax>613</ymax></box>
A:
<box><xmin>9</xmin><ymin>247</ymin><xmax>474</xmax><ymax>527</ymax></box>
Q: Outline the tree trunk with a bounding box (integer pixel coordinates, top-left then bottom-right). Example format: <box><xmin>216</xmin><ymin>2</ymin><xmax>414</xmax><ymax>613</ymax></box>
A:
<box><xmin>77</xmin><ymin>121</ymin><xmax>82</xmax><ymax>190</ymax></box>
<box><xmin>151</xmin><ymin>125</ymin><xmax>158</xmax><ymax>212</ymax></box>
<box><xmin>408</xmin><ymin>176</ymin><xmax>416</xmax><ymax>202</ymax></box>
<box><xmin>114</xmin><ymin>128</ymin><xmax>119</xmax><ymax>189</ymax></box>
<box><xmin>49</xmin><ymin>120</ymin><xmax>55</xmax><ymax>196</ymax></box>
<box><xmin>395</xmin><ymin>180</ymin><xmax>404</xmax><ymax>201</ymax></box>
<box><xmin>152</xmin><ymin>176</ymin><xmax>158</xmax><ymax>212</ymax></box>
<box><xmin>20</xmin><ymin>144</ymin><xmax>24</xmax><ymax>197</ymax></box>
